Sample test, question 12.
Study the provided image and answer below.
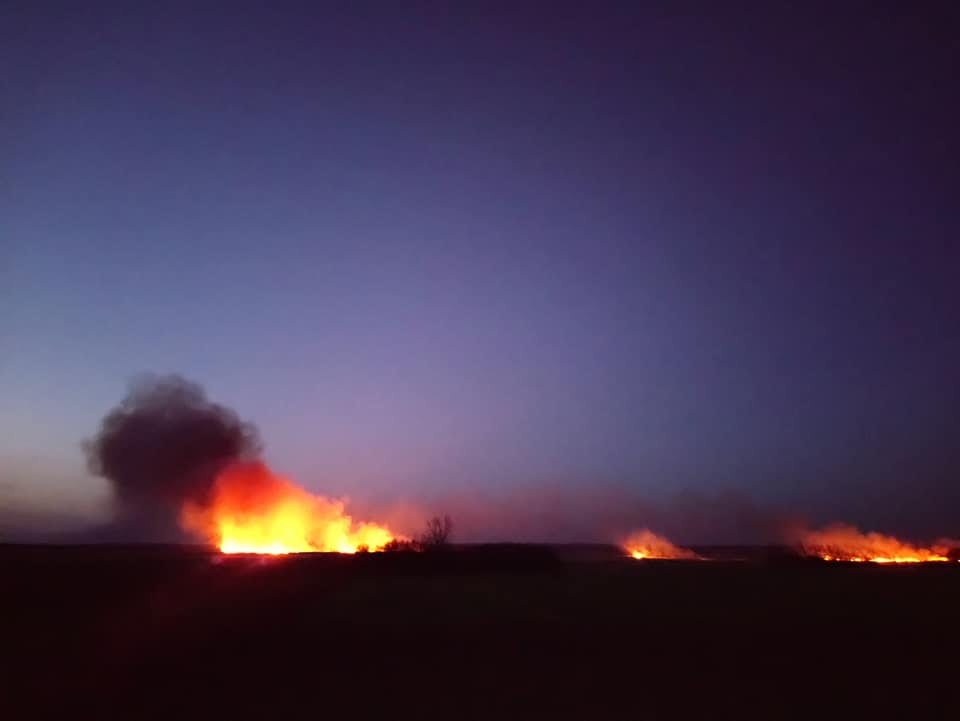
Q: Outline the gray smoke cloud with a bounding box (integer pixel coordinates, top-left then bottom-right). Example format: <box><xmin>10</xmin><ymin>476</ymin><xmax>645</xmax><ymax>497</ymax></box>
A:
<box><xmin>85</xmin><ymin>374</ymin><xmax>261</xmax><ymax>541</ymax></box>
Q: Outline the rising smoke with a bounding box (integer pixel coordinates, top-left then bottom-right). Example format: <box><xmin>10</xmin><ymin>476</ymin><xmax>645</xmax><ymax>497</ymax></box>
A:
<box><xmin>85</xmin><ymin>374</ymin><xmax>261</xmax><ymax>541</ymax></box>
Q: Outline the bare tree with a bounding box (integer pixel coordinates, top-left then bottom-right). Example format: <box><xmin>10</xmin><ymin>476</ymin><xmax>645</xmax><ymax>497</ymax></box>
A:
<box><xmin>381</xmin><ymin>515</ymin><xmax>454</xmax><ymax>552</ymax></box>
<box><xmin>417</xmin><ymin>514</ymin><xmax>453</xmax><ymax>549</ymax></box>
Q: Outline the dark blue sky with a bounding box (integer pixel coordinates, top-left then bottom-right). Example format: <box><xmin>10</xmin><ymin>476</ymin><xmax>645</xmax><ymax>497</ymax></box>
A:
<box><xmin>2</xmin><ymin>2</ymin><xmax>958</xmax><ymax>540</ymax></box>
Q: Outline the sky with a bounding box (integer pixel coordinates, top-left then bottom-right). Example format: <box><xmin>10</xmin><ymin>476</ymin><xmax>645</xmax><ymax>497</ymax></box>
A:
<box><xmin>2</xmin><ymin>2</ymin><xmax>958</xmax><ymax>542</ymax></box>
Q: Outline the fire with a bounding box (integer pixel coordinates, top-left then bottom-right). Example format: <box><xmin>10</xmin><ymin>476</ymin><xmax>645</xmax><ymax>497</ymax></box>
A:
<box><xmin>798</xmin><ymin>524</ymin><xmax>950</xmax><ymax>564</ymax></box>
<box><xmin>181</xmin><ymin>461</ymin><xmax>399</xmax><ymax>554</ymax></box>
<box><xmin>623</xmin><ymin>529</ymin><xmax>700</xmax><ymax>560</ymax></box>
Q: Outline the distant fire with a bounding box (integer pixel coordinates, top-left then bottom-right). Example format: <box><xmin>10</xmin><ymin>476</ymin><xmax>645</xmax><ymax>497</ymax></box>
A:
<box><xmin>181</xmin><ymin>461</ymin><xmax>399</xmax><ymax>554</ymax></box>
<box><xmin>798</xmin><ymin>524</ymin><xmax>951</xmax><ymax>563</ymax></box>
<box><xmin>623</xmin><ymin>529</ymin><xmax>700</xmax><ymax>560</ymax></box>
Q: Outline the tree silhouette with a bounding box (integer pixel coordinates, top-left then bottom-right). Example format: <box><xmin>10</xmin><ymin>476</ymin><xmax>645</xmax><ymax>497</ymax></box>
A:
<box><xmin>417</xmin><ymin>514</ymin><xmax>453</xmax><ymax>549</ymax></box>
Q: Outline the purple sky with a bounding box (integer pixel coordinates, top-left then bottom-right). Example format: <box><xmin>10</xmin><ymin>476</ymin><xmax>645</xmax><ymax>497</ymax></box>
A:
<box><xmin>2</xmin><ymin>2</ymin><xmax>958</xmax><ymax>542</ymax></box>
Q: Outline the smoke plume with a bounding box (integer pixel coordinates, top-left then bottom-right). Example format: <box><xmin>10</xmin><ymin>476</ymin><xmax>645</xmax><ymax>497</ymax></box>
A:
<box><xmin>85</xmin><ymin>375</ymin><xmax>260</xmax><ymax>540</ymax></box>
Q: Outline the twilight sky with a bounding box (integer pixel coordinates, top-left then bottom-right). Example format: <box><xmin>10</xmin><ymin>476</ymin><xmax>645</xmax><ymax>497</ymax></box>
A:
<box><xmin>2</xmin><ymin>2</ymin><xmax>958</xmax><ymax>541</ymax></box>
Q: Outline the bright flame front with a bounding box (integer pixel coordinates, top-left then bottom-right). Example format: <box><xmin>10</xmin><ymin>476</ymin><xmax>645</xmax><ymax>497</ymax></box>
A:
<box><xmin>181</xmin><ymin>461</ymin><xmax>398</xmax><ymax>554</ymax></box>
<box><xmin>623</xmin><ymin>529</ymin><xmax>699</xmax><ymax>560</ymax></box>
<box><xmin>799</xmin><ymin>524</ymin><xmax>950</xmax><ymax>564</ymax></box>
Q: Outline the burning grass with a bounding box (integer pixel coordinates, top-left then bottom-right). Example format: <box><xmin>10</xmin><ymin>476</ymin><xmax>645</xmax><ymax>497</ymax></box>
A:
<box><xmin>622</xmin><ymin>529</ymin><xmax>700</xmax><ymax>560</ymax></box>
<box><xmin>797</xmin><ymin>524</ymin><xmax>952</xmax><ymax>564</ymax></box>
<box><xmin>181</xmin><ymin>461</ymin><xmax>400</xmax><ymax>554</ymax></box>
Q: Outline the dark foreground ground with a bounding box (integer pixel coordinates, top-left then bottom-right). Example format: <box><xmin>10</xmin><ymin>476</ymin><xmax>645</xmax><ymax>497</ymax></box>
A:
<box><xmin>4</xmin><ymin>544</ymin><xmax>959</xmax><ymax>720</ymax></box>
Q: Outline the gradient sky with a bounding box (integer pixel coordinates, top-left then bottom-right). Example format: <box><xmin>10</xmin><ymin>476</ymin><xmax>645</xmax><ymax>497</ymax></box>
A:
<box><xmin>2</xmin><ymin>2</ymin><xmax>958</xmax><ymax>540</ymax></box>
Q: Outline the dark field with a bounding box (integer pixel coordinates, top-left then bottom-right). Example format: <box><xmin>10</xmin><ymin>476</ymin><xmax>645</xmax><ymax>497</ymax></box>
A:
<box><xmin>5</xmin><ymin>545</ymin><xmax>959</xmax><ymax>720</ymax></box>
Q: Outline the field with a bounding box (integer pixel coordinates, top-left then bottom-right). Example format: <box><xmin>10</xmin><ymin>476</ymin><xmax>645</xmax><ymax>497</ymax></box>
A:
<box><xmin>4</xmin><ymin>544</ymin><xmax>958</xmax><ymax>720</ymax></box>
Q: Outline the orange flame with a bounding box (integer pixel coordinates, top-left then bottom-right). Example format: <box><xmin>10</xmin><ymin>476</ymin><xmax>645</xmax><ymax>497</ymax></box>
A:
<box><xmin>798</xmin><ymin>524</ymin><xmax>950</xmax><ymax>563</ymax></box>
<box><xmin>181</xmin><ymin>461</ymin><xmax>399</xmax><ymax>554</ymax></box>
<box><xmin>623</xmin><ymin>529</ymin><xmax>700</xmax><ymax>560</ymax></box>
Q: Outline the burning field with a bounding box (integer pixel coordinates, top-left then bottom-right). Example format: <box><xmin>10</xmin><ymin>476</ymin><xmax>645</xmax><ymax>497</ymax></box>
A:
<box><xmin>81</xmin><ymin>376</ymin><xmax>960</xmax><ymax>568</ymax></box>
<box><xmin>9</xmin><ymin>374</ymin><xmax>960</xmax><ymax>720</ymax></box>
<box><xmin>180</xmin><ymin>460</ymin><xmax>399</xmax><ymax>554</ymax></box>
<box><xmin>84</xmin><ymin>375</ymin><xmax>402</xmax><ymax>554</ymax></box>
<box><xmin>622</xmin><ymin>529</ymin><xmax>700</xmax><ymax>560</ymax></box>
<box><xmin>796</xmin><ymin>524</ymin><xmax>953</xmax><ymax>564</ymax></box>
<box><xmin>619</xmin><ymin>525</ymin><xmax>958</xmax><ymax>565</ymax></box>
